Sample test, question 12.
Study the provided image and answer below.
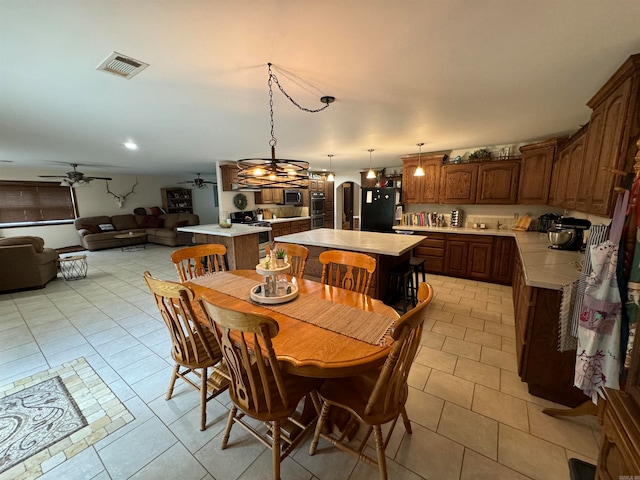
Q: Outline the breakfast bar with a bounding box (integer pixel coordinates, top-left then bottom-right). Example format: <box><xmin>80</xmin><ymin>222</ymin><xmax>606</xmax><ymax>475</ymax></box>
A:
<box><xmin>177</xmin><ymin>223</ymin><xmax>272</xmax><ymax>270</ymax></box>
<box><xmin>273</xmin><ymin>228</ymin><xmax>424</xmax><ymax>301</ymax></box>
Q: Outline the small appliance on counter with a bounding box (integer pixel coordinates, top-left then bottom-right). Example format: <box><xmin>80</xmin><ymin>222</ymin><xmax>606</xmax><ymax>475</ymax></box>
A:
<box><xmin>537</xmin><ymin>213</ymin><xmax>560</xmax><ymax>233</ymax></box>
<box><xmin>547</xmin><ymin>217</ymin><xmax>591</xmax><ymax>251</ymax></box>
<box><xmin>450</xmin><ymin>209</ymin><xmax>464</xmax><ymax>228</ymax></box>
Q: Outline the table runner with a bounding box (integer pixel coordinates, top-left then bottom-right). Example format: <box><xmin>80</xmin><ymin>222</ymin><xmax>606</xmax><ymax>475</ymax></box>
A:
<box><xmin>190</xmin><ymin>272</ymin><xmax>397</xmax><ymax>345</ymax></box>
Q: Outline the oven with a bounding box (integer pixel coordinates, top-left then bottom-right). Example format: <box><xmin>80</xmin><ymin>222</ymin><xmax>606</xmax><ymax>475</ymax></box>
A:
<box><xmin>311</xmin><ymin>213</ymin><xmax>325</xmax><ymax>229</ymax></box>
<box><xmin>310</xmin><ymin>192</ymin><xmax>325</xmax><ymax>215</ymax></box>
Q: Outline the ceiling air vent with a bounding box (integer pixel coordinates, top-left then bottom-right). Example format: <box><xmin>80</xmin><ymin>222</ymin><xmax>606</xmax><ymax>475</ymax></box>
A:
<box><xmin>96</xmin><ymin>52</ymin><xmax>149</xmax><ymax>79</ymax></box>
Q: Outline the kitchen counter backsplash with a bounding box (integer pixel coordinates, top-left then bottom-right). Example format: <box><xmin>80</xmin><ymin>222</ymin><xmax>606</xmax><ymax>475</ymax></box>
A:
<box><xmin>401</xmin><ymin>211</ymin><xmax>521</xmax><ymax>230</ymax></box>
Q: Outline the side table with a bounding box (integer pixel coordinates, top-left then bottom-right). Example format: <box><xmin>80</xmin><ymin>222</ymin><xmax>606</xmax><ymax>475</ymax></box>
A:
<box><xmin>59</xmin><ymin>255</ymin><xmax>88</xmax><ymax>280</ymax></box>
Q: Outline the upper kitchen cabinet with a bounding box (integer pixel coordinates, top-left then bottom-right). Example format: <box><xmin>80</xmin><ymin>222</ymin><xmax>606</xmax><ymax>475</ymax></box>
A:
<box><xmin>402</xmin><ymin>154</ymin><xmax>445</xmax><ymax>204</ymax></box>
<box><xmin>440</xmin><ymin>163</ymin><xmax>478</xmax><ymax>204</ymax></box>
<box><xmin>477</xmin><ymin>160</ymin><xmax>520</xmax><ymax>204</ymax></box>
<box><xmin>518</xmin><ymin>139</ymin><xmax>563</xmax><ymax>204</ymax></box>
<box><xmin>220</xmin><ymin>164</ymin><xmax>240</xmax><ymax>191</ymax></box>
<box><xmin>549</xmin><ymin>126</ymin><xmax>587</xmax><ymax>210</ymax></box>
<box><xmin>576</xmin><ymin>54</ymin><xmax>640</xmax><ymax>216</ymax></box>
<box><xmin>255</xmin><ymin>188</ymin><xmax>283</xmax><ymax>204</ymax></box>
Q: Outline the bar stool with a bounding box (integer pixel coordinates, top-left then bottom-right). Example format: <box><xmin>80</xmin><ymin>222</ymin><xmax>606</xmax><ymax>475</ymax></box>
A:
<box><xmin>387</xmin><ymin>262</ymin><xmax>415</xmax><ymax>313</ymax></box>
<box><xmin>409</xmin><ymin>257</ymin><xmax>426</xmax><ymax>296</ymax></box>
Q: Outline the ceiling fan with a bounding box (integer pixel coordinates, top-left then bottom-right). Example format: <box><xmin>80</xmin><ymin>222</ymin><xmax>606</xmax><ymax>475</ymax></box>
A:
<box><xmin>178</xmin><ymin>173</ymin><xmax>217</xmax><ymax>189</ymax></box>
<box><xmin>39</xmin><ymin>163</ymin><xmax>113</xmax><ymax>186</ymax></box>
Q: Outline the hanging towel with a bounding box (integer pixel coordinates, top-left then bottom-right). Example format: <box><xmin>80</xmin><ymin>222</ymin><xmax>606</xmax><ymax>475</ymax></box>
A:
<box><xmin>574</xmin><ymin>190</ymin><xmax>629</xmax><ymax>403</ymax></box>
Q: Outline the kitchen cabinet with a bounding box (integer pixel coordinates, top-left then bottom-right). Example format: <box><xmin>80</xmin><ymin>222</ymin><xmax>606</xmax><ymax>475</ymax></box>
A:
<box><xmin>255</xmin><ymin>188</ymin><xmax>283</xmax><ymax>204</ymax></box>
<box><xmin>512</xmin><ymin>253</ymin><xmax>586</xmax><ymax>406</ymax></box>
<box><xmin>220</xmin><ymin>164</ymin><xmax>241</xmax><ymax>192</ymax></box>
<box><xmin>413</xmin><ymin>232</ymin><xmax>445</xmax><ymax>274</ymax></box>
<box><xmin>443</xmin><ymin>234</ymin><xmax>493</xmax><ymax>281</ymax></box>
<box><xmin>491</xmin><ymin>236</ymin><xmax>516</xmax><ymax>285</ymax></box>
<box><xmin>401</xmin><ymin>154</ymin><xmax>445</xmax><ymax>204</ymax></box>
<box><xmin>440</xmin><ymin>163</ymin><xmax>478</xmax><ymax>204</ymax></box>
<box><xmin>161</xmin><ymin>187</ymin><xmax>193</xmax><ymax>213</ymax></box>
<box><xmin>360</xmin><ymin>169</ymin><xmax>403</xmax><ymax>191</ymax></box>
<box><xmin>576</xmin><ymin>54</ymin><xmax>640</xmax><ymax>216</ymax></box>
<box><xmin>549</xmin><ymin>127</ymin><xmax>587</xmax><ymax>210</ymax></box>
<box><xmin>518</xmin><ymin>139</ymin><xmax>563</xmax><ymax>204</ymax></box>
<box><xmin>477</xmin><ymin>160</ymin><xmax>520</xmax><ymax>204</ymax></box>
<box><xmin>271</xmin><ymin>218</ymin><xmax>311</xmax><ymax>239</ymax></box>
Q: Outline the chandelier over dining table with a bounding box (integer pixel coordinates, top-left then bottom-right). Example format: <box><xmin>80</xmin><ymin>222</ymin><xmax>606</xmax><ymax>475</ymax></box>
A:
<box><xmin>236</xmin><ymin>63</ymin><xmax>335</xmax><ymax>188</ymax></box>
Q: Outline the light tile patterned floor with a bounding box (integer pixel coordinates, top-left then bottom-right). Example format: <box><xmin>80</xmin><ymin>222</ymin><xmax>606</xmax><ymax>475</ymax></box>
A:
<box><xmin>0</xmin><ymin>244</ymin><xmax>601</xmax><ymax>479</ymax></box>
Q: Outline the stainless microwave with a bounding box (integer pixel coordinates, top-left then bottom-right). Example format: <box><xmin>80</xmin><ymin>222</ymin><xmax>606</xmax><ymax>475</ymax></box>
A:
<box><xmin>283</xmin><ymin>190</ymin><xmax>302</xmax><ymax>205</ymax></box>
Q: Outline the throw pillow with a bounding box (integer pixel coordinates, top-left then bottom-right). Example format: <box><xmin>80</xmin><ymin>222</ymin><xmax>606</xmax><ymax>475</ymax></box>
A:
<box><xmin>169</xmin><ymin>220</ymin><xmax>189</xmax><ymax>230</ymax></box>
<box><xmin>98</xmin><ymin>223</ymin><xmax>115</xmax><ymax>231</ymax></box>
<box><xmin>81</xmin><ymin>223</ymin><xmax>101</xmax><ymax>234</ymax></box>
<box><xmin>140</xmin><ymin>215</ymin><xmax>164</xmax><ymax>228</ymax></box>
<box><xmin>149</xmin><ymin>206</ymin><xmax>164</xmax><ymax>216</ymax></box>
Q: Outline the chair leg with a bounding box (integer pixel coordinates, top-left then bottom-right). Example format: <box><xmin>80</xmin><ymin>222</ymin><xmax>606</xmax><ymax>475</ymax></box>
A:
<box><xmin>272</xmin><ymin>420</ymin><xmax>281</xmax><ymax>480</ymax></box>
<box><xmin>166</xmin><ymin>364</ymin><xmax>180</xmax><ymax>400</ymax></box>
<box><xmin>309</xmin><ymin>401</ymin><xmax>330</xmax><ymax>455</ymax></box>
<box><xmin>400</xmin><ymin>406</ymin><xmax>412</xmax><ymax>434</ymax></box>
<box><xmin>221</xmin><ymin>406</ymin><xmax>237</xmax><ymax>449</ymax></box>
<box><xmin>199</xmin><ymin>366</ymin><xmax>208</xmax><ymax>431</ymax></box>
<box><xmin>373</xmin><ymin>425</ymin><xmax>388</xmax><ymax>480</ymax></box>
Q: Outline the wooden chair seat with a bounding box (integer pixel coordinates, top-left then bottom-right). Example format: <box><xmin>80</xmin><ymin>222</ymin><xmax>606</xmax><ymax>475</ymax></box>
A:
<box><xmin>171</xmin><ymin>243</ymin><xmax>227</xmax><ymax>282</ymax></box>
<box><xmin>309</xmin><ymin>282</ymin><xmax>434</xmax><ymax>480</ymax></box>
<box><xmin>266</xmin><ymin>243</ymin><xmax>309</xmax><ymax>278</ymax></box>
<box><xmin>143</xmin><ymin>271</ymin><xmax>229</xmax><ymax>431</ymax></box>
<box><xmin>319</xmin><ymin>250</ymin><xmax>377</xmax><ymax>295</ymax></box>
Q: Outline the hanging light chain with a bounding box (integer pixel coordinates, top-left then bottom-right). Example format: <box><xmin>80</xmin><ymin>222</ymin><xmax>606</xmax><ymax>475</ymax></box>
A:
<box><xmin>268</xmin><ymin>63</ymin><xmax>332</xmax><ymax>114</ymax></box>
<box><xmin>268</xmin><ymin>65</ymin><xmax>277</xmax><ymax>148</ymax></box>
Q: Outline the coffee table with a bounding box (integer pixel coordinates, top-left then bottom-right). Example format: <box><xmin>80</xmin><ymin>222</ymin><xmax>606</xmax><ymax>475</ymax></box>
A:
<box><xmin>59</xmin><ymin>255</ymin><xmax>88</xmax><ymax>280</ymax></box>
<box><xmin>114</xmin><ymin>232</ymin><xmax>147</xmax><ymax>252</ymax></box>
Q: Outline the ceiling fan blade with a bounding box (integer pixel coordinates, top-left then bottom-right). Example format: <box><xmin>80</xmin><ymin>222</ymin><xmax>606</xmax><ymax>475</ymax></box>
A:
<box><xmin>38</xmin><ymin>175</ymin><xmax>65</xmax><ymax>178</ymax></box>
<box><xmin>85</xmin><ymin>176</ymin><xmax>113</xmax><ymax>181</ymax></box>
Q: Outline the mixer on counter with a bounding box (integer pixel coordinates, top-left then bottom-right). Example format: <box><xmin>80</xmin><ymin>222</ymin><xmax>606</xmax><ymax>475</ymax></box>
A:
<box><xmin>547</xmin><ymin>217</ymin><xmax>591</xmax><ymax>251</ymax></box>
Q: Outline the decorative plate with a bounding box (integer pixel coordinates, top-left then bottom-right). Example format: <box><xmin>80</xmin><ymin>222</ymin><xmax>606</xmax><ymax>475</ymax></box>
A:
<box><xmin>233</xmin><ymin>193</ymin><xmax>248</xmax><ymax>210</ymax></box>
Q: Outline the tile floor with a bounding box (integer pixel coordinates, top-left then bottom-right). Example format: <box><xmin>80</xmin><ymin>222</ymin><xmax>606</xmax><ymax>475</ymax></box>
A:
<box><xmin>0</xmin><ymin>244</ymin><xmax>601</xmax><ymax>480</ymax></box>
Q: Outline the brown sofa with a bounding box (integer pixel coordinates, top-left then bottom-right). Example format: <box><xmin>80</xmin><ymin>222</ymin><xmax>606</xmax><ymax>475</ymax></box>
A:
<box><xmin>74</xmin><ymin>213</ymin><xmax>199</xmax><ymax>251</ymax></box>
<box><xmin>0</xmin><ymin>236</ymin><xmax>59</xmax><ymax>292</ymax></box>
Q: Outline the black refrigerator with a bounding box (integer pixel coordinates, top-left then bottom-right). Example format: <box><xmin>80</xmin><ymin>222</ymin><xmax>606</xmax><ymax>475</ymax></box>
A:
<box><xmin>360</xmin><ymin>187</ymin><xmax>401</xmax><ymax>233</ymax></box>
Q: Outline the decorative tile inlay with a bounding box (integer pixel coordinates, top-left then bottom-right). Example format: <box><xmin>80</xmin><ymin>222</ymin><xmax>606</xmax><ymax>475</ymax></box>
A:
<box><xmin>0</xmin><ymin>358</ymin><xmax>134</xmax><ymax>479</ymax></box>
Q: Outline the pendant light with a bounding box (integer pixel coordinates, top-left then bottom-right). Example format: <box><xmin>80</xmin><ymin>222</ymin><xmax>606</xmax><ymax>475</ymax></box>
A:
<box><xmin>414</xmin><ymin>142</ymin><xmax>425</xmax><ymax>177</ymax></box>
<box><xmin>326</xmin><ymin>154</ymin><xmax>335</xmax><ymax>182</ymax></box>
<box><xmin>366</xmin><ymin>149</ymin><xmax>376</xmax><ymax>179</ymax></box>
<box><xmin>237</xmin><ymin>63</ymin><xmax>335</xmax><ymax>188</ymax></box>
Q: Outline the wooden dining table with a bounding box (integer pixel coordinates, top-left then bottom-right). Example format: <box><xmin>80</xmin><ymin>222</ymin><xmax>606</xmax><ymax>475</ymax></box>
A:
<box><xmin>187</xmin><ymin>270</ymin><xmax>400</xmax><ymax>379</ymax></box>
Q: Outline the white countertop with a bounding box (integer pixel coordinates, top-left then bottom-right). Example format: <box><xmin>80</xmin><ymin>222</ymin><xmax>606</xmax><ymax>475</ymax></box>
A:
<box><xmin>274</xmin><ymin>228</ymin><xmax>424</xmax><ymax>257</ymax></box>
<box><xmin>395</xmin><ymin>225</ymin><xmax>583</xmax><ymax>290</ymax></box>
<box><xmin>265</xmin><ymin>216</ymin><xmax>311</xmax><ymax>224</ymax></box>
<box><xmin>178</xmin><ymin>223</ymin><xmax>271</xmax><ymax>237</ymax></box>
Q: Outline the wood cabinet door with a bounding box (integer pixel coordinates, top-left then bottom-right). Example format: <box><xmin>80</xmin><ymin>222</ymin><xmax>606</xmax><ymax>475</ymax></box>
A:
<box><xmin>586</xmin><ymin>78</ymin><xmax>632</xmax><ymax>216</ymax></box>
<box><xmin>512</xmin><ymin>254</ymin><xmax>531</xmax><ymax>377</ymax></box>
<box><xmin>402</xmin><ymin>158</ymin><xmax>421</xmax><ymax>204</ymax></box>
<box><xmin>477</xmin><ymin>161</ymin><xmax>520</xmax><ymax>204</ymax></box>
<box><xmin>563</xmin><ymin>130</ymin><xmax>586</xmax><ymax>210</ymax></box>
<box><xmin>517</xmin><ymin>143</ymin><xmax>555</xmax><ymax>204</ymax></box>
<box><xmin>467</xmin><ymin>237</ymin><xmax>493</xmax><ymax>281</ymax></box>
<box><xmin>220</xmin><ymin>164</ymin><xmax>240</xmax><ymax>191</ymax></box>
<box><xmin>444</xmin><ymin>238</ymin><xmax>468</xmax><ymax>277</ymax></box>
<box><xmin>440</xmin><ymin>164</ymin><xmax>478</xmax><ymax>204</ymax></box>
<box><xmin>491</xmin><ymin>236</ymin><xmax>516</xmax><ymax>285</ymax></box>
<box><xmin>548</xmin><ymin>152</ymin><xmax>565</xmax><ymax>208</ymax></box>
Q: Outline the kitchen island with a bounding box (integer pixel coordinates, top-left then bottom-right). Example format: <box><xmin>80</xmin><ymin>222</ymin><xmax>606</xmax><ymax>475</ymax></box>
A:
<box><xmin>177</xmin><ymin>223</ymin><xmax>271</xmax><ymax>270</ymax></box>
<box><xmin>273</xmin><ymin>228</ymin><xmax>424</xmax><ymax>301</ymax></box>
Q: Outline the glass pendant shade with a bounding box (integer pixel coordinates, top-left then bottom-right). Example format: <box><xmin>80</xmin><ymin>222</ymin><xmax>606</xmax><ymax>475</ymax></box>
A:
<box><xmin>366</xmin><ymin>149</ymin><xmax>376</xmax><ymax>179</ymax></box>
<box><xmin>327</xmin><ymin>154</ymin><xmax>334</xmax><ymax>182</ymax></box>
<box><xmin>414</xmin><ymin>142</ymin><xmax>425</xmax><ymax>177</ymax></box>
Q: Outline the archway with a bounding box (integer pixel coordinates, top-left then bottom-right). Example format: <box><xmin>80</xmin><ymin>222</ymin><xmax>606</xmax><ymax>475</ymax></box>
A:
<box><xmin>335</xmin><ymin>181</ymin><xmax>361</xmax><ymax>230</ymax></box>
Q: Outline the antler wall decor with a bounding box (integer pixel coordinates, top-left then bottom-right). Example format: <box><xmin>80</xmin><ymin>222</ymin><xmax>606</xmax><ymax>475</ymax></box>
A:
<box><xmin>105</xmin><ymin>178</ymin><xmax>139</xmax><ymax>208</ymax></box>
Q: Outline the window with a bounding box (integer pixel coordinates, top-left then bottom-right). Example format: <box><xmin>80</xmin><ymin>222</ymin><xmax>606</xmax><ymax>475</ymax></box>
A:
<box><xmin>0</xmin><ymin>181</ymin><xmax>77</xmax><ymax>226</ymax></box>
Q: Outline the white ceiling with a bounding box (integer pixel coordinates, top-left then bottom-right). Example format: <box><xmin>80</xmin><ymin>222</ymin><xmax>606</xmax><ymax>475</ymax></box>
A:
<box><xmin>2</xmin><ymin>1</ymin><xmax>640</xmax><ymax>179</ymax></box>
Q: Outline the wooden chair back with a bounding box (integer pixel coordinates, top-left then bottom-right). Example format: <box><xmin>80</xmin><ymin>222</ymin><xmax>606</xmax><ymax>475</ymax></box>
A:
<box><xmin>266</xmin><ymin>243</ymin><xmax>309</xmax><ymax>278</ymax></box>
<box><xmin>199</xmin><ymin>298</ymin><xmax>291</xmax><ymax>414</ymax></box>
<box><xmin>143</xmin><ymin>271</ymin><xmax>219</xmax><ymax>366</ymax></box>
<box><xmin>171</xmin><ymin>244</ymin><xmax>227</xmax><ymax>282</ymax></box>
<box><xmin>319</xmin><ymin>250</ymin><xmax>377</xmax><ymax>295</ymax></box>
<box><xmin>365</xmin><ymin>282</ymin><xmax>433</xmax><ymax>418</ymax></box>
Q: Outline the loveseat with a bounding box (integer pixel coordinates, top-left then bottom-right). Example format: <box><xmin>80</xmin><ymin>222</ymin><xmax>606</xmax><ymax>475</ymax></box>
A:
<box><xmin>74</xmin><ymin>213</ymin><xmax>199</xmax><ymax>251</ymax></box>
<box><xmin>0</xmin><ymin>236</ymin><xmax>59</xmax><ymax>292</ymax></box>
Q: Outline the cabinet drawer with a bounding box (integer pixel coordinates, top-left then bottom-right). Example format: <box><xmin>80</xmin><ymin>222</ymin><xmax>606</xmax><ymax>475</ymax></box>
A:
<box><xmin>421</xmin><ymin>238</ymin><xmax>446</xmax><ymax>248</ymax></box>
<box><xmin>416</xmin><ymin>246</ymin><xmax>445</xmax><ymax>257</ymax></box>
<box><xmin>424</xmin><ymin>257</ymin><xmax>444</xmax><ymax>273</ymax></box>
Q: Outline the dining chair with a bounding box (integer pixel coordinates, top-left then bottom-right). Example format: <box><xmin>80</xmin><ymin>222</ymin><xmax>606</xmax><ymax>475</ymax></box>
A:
<box><xmin>143</xmin><ymin>271</ymin><xmax>229</xmax><ymax>430</ymax></box>
<box><xmin>198</xmin><ymin>297</ymin><xmax>322</xmax><ymax>480</ymax></box>
<box><xmin>171</xmin><ymin>243</ymin><xmax>227</xmax><ymax>282</ymax></box>
<box><xmin>265</xmin><ymin>243</ymin><xmax>309</xmax><ymax>278</ymax></box>
<box><xmin>309</xmin><ymin>282</ymin><xmax>434</xmax><ymax>480</ymax></box>
<box><xmin>319</xmin><ymin>250</ymin><xmax>377</xmax><ymax>295</ymax></box>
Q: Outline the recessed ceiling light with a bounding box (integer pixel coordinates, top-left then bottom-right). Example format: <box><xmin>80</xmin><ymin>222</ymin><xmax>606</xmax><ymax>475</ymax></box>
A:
<box><xmin>124</xmin><ymin>142</ymin><xmax>138</xmax><ymax>150</ymax></box>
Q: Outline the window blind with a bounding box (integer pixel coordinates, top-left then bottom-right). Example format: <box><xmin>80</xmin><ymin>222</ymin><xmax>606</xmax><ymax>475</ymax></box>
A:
<box><xmin>0</xmin><ymin>181</ymin><xmax>76</xmax><ymax>224</ymax></box>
